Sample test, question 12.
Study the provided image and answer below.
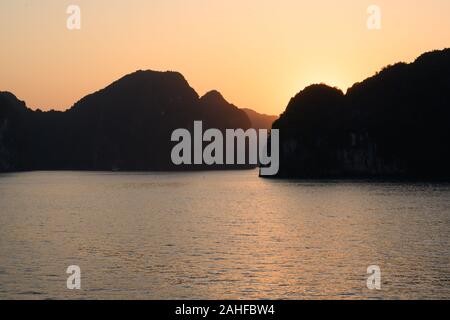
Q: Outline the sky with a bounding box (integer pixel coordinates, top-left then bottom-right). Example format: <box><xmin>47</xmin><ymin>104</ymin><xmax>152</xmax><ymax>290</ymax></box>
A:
<box><xmin>0</xmin><ymin>0</ymin><xmax>450</xmax><ymax>115</ymax></box>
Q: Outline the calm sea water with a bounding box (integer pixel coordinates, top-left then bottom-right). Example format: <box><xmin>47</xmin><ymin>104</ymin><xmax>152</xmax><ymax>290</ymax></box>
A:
<box><xmin>0</xmin><ymin>170</ymin><xmax>449</xmax><ymax>299</ymax></box>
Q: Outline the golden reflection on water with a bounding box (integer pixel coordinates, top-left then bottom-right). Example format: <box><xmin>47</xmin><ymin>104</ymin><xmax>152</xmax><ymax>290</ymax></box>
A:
<box><xmin>0</xmin><ymin>170</ymin><xmax>449</xmax><ymax>299</ymax></box>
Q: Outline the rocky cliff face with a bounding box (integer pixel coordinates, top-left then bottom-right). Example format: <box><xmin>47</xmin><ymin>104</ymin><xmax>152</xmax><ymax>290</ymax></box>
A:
<box><xmin>273</xmin><ymin>48</ymin><xmax>450</xmax><ymax>179</ymax></box>
<box><xmin>0</xmin><ymin>92</ymin><xmax>30</xmax><ymax>171</ymax></box>
<box><xmin>0</xmin><ymin>119</ymin><xmax>10</xmax><ymax>170</ymax></box>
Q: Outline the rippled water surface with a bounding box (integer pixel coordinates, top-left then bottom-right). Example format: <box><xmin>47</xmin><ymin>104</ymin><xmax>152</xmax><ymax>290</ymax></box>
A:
<box><xmin>0</xmin><ymin>170</ymin><xmax>449</xmax><ymax>299</ymax></box>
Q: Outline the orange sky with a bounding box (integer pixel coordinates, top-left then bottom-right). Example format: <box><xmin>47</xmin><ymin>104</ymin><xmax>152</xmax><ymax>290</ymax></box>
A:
<box><xmin>1</xmin><ymin>0</ymin><xmax>449</xmax><ymax>115</ymax></box>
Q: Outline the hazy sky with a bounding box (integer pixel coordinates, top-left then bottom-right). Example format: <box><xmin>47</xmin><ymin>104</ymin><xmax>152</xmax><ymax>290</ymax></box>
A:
<box><xmin>1</xmin><ymin>0</ymin><xmax>449</xmax><ymax>114</ymax></box>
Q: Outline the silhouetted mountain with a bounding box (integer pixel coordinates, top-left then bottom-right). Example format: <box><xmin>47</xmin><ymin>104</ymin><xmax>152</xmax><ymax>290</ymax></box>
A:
<box><xmin>0</xmin><ymin>70</ymin><xmax>252</xmax><ymax>171</ymax></box>
<box><xmin>241</xmin><ymin>108</ymin><xmax>278</xmax><ymax>130</ymax></box>
<box><xmin>273</xmin><ymin>48</ymin><xmax>450</xmax><ymax>179</ymax></box>
<box><xmin>199</xmin><ymin>90</ymin><xmax>251</xmax><ymax>129</ymax></box>
<box><xmin>0</xmin><ymin>92</ymin><xmax>30</xmax><ymax>170</ymax></box>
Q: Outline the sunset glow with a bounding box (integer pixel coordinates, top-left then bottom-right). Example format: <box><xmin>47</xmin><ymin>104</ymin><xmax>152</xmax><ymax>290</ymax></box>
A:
<box><xmin>1</xmin><ymin>0</ymin><xmax>450</xmax><ymax>114</ymax></box>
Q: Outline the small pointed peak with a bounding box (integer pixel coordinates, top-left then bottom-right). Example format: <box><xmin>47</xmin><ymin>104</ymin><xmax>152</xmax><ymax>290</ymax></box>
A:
<box><xmin>202</xmin><ymin>90</ymin><xmax>224</xmax><ymax>100</ymax></box>
<box><xmin>200</xmin><ymin>90</ymin><xmax>229</xmax><ymax>106</ymax></box>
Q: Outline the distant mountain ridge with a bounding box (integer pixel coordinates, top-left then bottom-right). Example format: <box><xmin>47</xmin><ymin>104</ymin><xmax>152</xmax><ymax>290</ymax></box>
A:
<box><xmin>273</xmin><ymin>48</ymin><xmax>450</xmax><ymax>179</ymax></box>
<box><xmin>242</xmin><ymin>108</ymin><xmax>278</xmax><ymax>130</ymax></box>
<box><xmin>2</xmin><ymin>48</ymin><xmax>449</xmax><ymax>178</ymax></box>
<box><xmin>0</xmin><ymin>70</ymin><xmax>259</xmax><ymax>172</ymax></box>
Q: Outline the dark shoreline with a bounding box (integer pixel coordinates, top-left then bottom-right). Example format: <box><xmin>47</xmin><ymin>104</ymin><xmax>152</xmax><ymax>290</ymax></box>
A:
<box><xmin>1</xmin><ymin>168</ymin><xmax>450</xmax><ymax>184</ymax></box>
